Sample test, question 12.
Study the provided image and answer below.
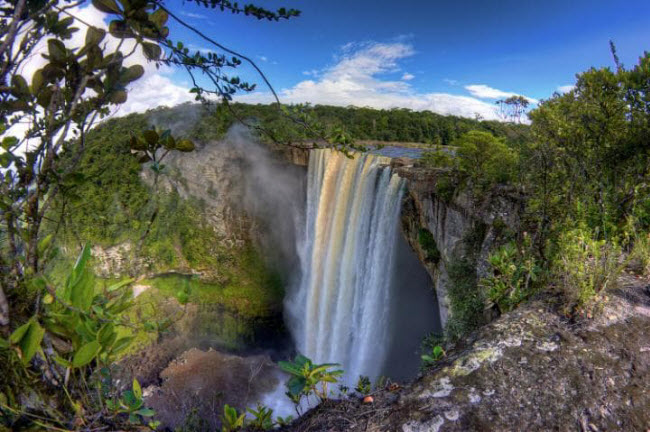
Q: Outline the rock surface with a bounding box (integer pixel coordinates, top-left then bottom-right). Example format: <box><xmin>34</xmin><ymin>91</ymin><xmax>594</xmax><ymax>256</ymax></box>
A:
<box><xmin>397</xmin><ymin>165</ymin><xmax>524</xmax><ymax>325</ymax></box>
<box><xmin>285</xmin><ymin>275</ymin><xmax>650</xmax><ymax>431</ymax></box>
<box><xmin>144</xmin><ymin>348</ymin><xmax>280</xmax><ymax>430</ymax></box>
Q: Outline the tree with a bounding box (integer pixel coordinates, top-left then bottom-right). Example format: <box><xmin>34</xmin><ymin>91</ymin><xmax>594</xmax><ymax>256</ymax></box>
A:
<box><xmin>0</xmin><ymin>0</ymin><xmax>299</xmax><ymax>327</ymax></box>
<box><xmin>496</xmin><ymin>95</ymin><xmax>530</xmax><ymax>123</ymax></box>
<box><xmin>0</xmin><ymin>0</ymin><xmax>301</xmax><ymax>428</ymax></box>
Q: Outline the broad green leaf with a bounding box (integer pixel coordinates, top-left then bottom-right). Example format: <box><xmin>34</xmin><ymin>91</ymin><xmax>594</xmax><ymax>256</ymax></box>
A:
<box><xmin>111</xmin><ymin>336</ymin><xmax>134</xmax><ymax>355</ymax></box>
<box><xmin>143</xmin><ymin>130</ymin><xmax>159</xmax><ymax>145</ymax></box>
<box><xmin>107</xmin><ymin>278</ymin><xmax>134</xmax><ymax>292</ymax></box>
<box><xmin>135</xmin><ymin>407</ymin><xmax>155</xmax><ymax>417</ymax></box>
<box><xmin>85</xmin><ymin>26</ymin><xmax>106</xmax><ymax>46</ymax></box>
<box><xmin>175</xmin><ymin>139</ymin><xmax>194</xmax><ymax>152</ymax></box>
<box><xmin>142</xmin><ymin>42</ymin><xmax>162</xmax><ymax>60</ymax></box>
<box><xmin>11</xmin><ymin>74</ymin><xmax>30</xmax><ymax>97</ymax></box>
<box><xmin>120</xmin><ymin>65</ymin><xmax>144</xmax><ymax>83</ymax></box>
<box><xmin>10</xmin><ymin>321</ymin><xmax>32</xmax><ymax>344</ymax></box>
<box><xmin>97</xmin><ymin>323</ymin><xmax>115</xmax><ymax>347</ymax></box>
<box><xmin>47</xmin><ymin>39</ymin><xmax>67</xmax><ymax>63</ymax></box>
<box><xmin>53</xmin><ymin>355</ymin><xmax>72</xmax><ymax>368</ymax></box>
<box><xmin>108</xmin><ymin>20</ymin><xmax>134</xmax><ymax>39</ymax></box>
<box><xmin>18</xmin><ymin>320</ymin><xmax>45</xmax><ymax>365</ymax></box>
<box><xmin>1</xmin><ymin>136</ymin><xmax>18</xmax><ymax>150</ymax></box>
<box><xmin>72</xmin><ymin>340</ymin><xmax>100</xmax><ymax>367</ymax></box>
<box><xmin>150</xmin><ymin>8</ymin><xmax>168</xmax><ymax>27</ymax></box>
<box><xmin>92</xmin><ymin>0</ymin><xmax>121</xmax><ymax>13</ymax></box>
<box><xmin>0</xmin><ymin>338</ymin><xmax>9</xmax><ymax>349</ymax></box>
<box><xmin>132</xmin><ymin>378</ymin><xmax>142</xmax><ymax>400</ymax></box>
<box><xmin>108</xmin><ymin>90</ymin><xmax>127</xmax><ymax>104</ymax></box>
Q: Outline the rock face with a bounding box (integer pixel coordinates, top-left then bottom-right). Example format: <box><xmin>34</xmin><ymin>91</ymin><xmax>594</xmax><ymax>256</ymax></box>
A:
<box><xmin>144</xmin><ymin>348</ymin><xmax>280</xmax><ymax>430</ymax></box>
<box><xmin>396</xmin><ymin>165</ymin><xmax>524</xmax><ymax>325</ymax></box>
<box><xmin>286</xmin><ymin>276</ymin><xmax>650</xmax><ymax>431</ymax></box>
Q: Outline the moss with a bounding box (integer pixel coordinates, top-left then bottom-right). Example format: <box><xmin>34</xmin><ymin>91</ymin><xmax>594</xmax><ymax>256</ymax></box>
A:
<box><xmin>445</xmin><ymin>222</ymin><xmax>489</xmax><ymax>340</ymax></box>
<box><xmin>418</xmin><ymin>228</ymin><xmax>441</xmax><ymax>263</ymax></box>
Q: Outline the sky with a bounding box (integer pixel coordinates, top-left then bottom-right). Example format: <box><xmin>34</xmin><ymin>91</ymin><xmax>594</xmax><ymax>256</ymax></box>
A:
<box><xmin>13</xmin><ymin>0</ymin><xmax>650</xmax><ymax>121</ymax></box>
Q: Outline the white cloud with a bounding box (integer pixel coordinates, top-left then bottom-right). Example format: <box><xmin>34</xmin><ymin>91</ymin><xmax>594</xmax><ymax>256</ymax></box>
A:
<box><xmin>258</xmin><ymin>55</ymin><xmax>268</xmax><ymax>62</ymax></box>
<box><xmin>443</xmin><ymin>78</ymin><xmax>459</xmax><ymax>86</ymax></box>
<box><xmin>557</xmin><ymin>84</ymin><xmax>575</xmax><ymax>93</ymax></box>
<box><xmin>180</xmin><ymin>11</ymin><xmax>206</xmax><ymax>19</ymax></box>
<box><xmin>401</xmin><ymin>72</ymin><xmax>415</xmax><ymax>81</ymax></box>
<box><xmin>465</xmin><ymin>84</ymin><xmax>538</xmax><ymax>103</ymax></box>
<box><xmin>239</xmin><ymin>42</ymin><xmax>510</xmax><ymax>121</ymax></box>
<box><xmin>302</xmin><ymin>69</ymin><xmax>319</xmax><ymax>76</ymax></box>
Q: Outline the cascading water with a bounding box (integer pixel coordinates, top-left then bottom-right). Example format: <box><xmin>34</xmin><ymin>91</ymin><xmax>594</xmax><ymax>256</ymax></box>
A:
<box><xmin>286</xmin><ymin>149</ymin><xmax>408</xmax><ymax>382</ymax></box>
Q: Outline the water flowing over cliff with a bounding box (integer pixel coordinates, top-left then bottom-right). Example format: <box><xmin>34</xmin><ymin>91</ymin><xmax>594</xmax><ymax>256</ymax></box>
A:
<box><xmin>287</xmin><ymin>149</ymin><xmax>436</xmax><ymax>382</ymax></box>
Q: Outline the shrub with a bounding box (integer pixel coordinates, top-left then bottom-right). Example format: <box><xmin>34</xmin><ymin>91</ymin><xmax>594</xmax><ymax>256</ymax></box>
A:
<box><xmin>480</xmin><ymin>238</ymin><xmax>541</xmax><ymax>313</ymax></box>
<box><xmin>553</xmin><ymin>226</ymin><xmax>623</xmax><ymax>309</ymax></box>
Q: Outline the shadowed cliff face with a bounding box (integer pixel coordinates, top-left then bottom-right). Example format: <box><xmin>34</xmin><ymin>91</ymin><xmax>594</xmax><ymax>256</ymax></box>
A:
<box><xmin>395</xmin><ymin>163</ymin><xmax>524</xmax><ymax>326</ymax></box>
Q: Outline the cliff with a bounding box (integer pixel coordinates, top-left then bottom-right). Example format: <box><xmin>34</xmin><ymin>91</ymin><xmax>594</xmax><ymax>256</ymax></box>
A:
<box><xmin>395</xmin><ymin>161</ymin><xmax>524</xmax><ymax>326</ymax></box>
<box><xmin>285</xmin><ymin>274</ymin><xmax>650</xmax><ymax>431</ymax></box>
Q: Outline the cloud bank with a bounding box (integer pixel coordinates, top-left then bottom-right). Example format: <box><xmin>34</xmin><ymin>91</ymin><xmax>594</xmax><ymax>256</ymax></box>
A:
<box><xmin>239</xmin><ymin>41</ymin><xmax>537</xmax><ymax>121</ymax></box>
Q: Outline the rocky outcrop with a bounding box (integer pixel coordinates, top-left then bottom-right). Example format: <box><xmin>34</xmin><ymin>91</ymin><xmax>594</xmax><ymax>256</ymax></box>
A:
<box><xmin>144</xmin><ymin>348</ymin><xmax>280</xmax><ymax>430</ymax></box>
<box><xmin>286</xmin><ymin>275</ymin><xmax>650</xmax><ymax>431</ymax></box>
<box><xmin>396</xmin><ymin>164</ymin><xmax>524</xmax><ymax>325</ymax></box>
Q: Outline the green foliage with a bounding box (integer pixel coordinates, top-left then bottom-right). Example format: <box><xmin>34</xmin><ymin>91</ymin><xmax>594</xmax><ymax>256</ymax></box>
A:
<box><xmin>446</xmin><ymin>256</ymin><xmax>486</xmax><ymax>340</ymax></box>
<box><xmin>246</xmin><ymin>403</ymin><xmax>274</xmax><ymax>430</ymax></box>
<box><xmin>421</xmin><ymin>345</ymin><xmax>445</xmax><ymax>365</ymax></box>
<box><xmin>453</xmin><ymin>130</ymin><xmax>518</xmax><ymax>191</ymax></box>
<box><xmin>278</xmin><ymin>354</ymin><xmax>343</xmax><ymax>409</ymax></box>
<box><xmin>552</xmin><ymin>225</ymin><xmax>623</xmax><ymax>309</ymax></box>
<box><xmin>105</xmin><ymin>378</ymin><xmax>158</xmax><ymax>427</ymax></box>
<box><xmin>0</xmin><ymin>246</ymin><xmax>160</xmax><ymax>430</ymax></box>
<box><xmin>418</xmin><ymin>228</ymin><xmax>440</xmax><ymax>263</ymax></box>
<box><xmin>221</xmin><ymin>404</ymin><xmax>245</xmax><ymax>432</ymax></box>
<box><xmin>355</xmin><ymin>375</ymin><xmax>371</xmax><ymax>395</ymax></box>
<box><xmin>480</xmin><ymin>238</ymin><xmax>541</xmax><ymax>313</ymax></box>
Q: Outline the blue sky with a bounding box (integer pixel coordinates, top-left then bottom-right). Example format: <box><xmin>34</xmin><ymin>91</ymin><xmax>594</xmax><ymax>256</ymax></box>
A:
<box><xmin>81</xmin><ymin>0</ymin><xmax>650</xmax><ymax>119</ymax></box>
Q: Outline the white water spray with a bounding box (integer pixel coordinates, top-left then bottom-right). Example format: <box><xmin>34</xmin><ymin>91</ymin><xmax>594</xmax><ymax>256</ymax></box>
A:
<box><xmin>286</xmin><ymin>149</ymin><xmax>406</xmax><ymax>382</ymax></box>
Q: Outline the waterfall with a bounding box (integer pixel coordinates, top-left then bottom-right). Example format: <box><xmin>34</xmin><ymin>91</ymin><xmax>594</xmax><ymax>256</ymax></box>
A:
<box><xmin>287</xmin><ymin>149</ymin><xmax>406</xmax><ymax>382</ymax></box>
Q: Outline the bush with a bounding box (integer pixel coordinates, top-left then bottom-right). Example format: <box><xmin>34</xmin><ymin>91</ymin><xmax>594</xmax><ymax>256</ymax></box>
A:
<box><xmin>480</xmin><ymin>238</ymin><xmax>541</xmax><ymax>313</ymax></box>
<box><xmin>552</xmin><ymin>226</ymin><xmax>623</xmax><ymax>309</ymax></box>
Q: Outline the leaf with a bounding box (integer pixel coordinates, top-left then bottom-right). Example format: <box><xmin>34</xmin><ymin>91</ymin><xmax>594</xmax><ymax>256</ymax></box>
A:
<box><xmin>142</xmin><ymin>42</ymin><xmax>162</xmax><ymax>60</ymax></box>
<box><xmin>38</xmin><ymin>234</ymin><xmax>53</xmax><ymax>255</ymax></box>
<box><xmin>120</xmin><ymin>65</ymin><xmax>144</xmax><ymax>83</ymax></box>
<box><xmin>107</xmin><ymin>278</ymin><xmax>134</xmax><ymax>292</ymax></box>
<box><xmin>135</xmin><ymin>408</ymin><xmax>155</xmax><ymax>417</ymax></box>
<box><xmin>72</xmin><ymin>340</ymin><xmax>100</xmax><ymax>367</ymax></box>
<box><xmin>2</xmin><ymin>136</ymin><xmax>18</xmax><ymax>150</ymax></box>
<box><xmin>97</xmin><ymin>323</ymin><xmax>115</xmax><ymax>347</ymax></box>
<box><xmin>85</xmin><ymin>26</ymin><xmax>106</xmax><ymax>46</ymax></box>
<box><xmin>175</xmin><ymin>139</ymin><xmax>194</xmax><ymax>152</ymax></box>
<box><xmin>143</xmin><ymin>130</ymin><xmax>159</xmax><ymax>145</ymax></box>
<box><xmin>132</xmin><ymin>378</ymin><xmax>142</xmax><ymax>400</ymax></box>
<box><xmin>92</xmin><ymin>0</ymin><xmax>121</xmax><ymax>13</ymax></box>
<box><xmin>18</xmin><ymin>320</ymin><xmax>45</xmax><ymax>365</ymax></box>
<box><xmin>108</xmin><ymin>20</ymin><xmax>134</xmax><ymax>39</ymax></box>
<box><xmin>0</xmin><ymin>338</ymin><xmax>9</xmax><ymax>349</ymax></box>
<box><xmin>10</xmin><ymin>321</ymin><xmax>32</xmax><ymax>344</ymax></box>
<box><xmin>65</xmin><ymin>245</ymin><xmax>94</xmax><ymax>311</ymax></box>
<box><xmin>149</xmin><ymin>8</ymin><xmax>168</xmax><ymax>27</ymax></box>
<box><xmin>11</xmin><ymin>74</ymin><xmax>30</xmax><ymax>97</ymax></box>
<box><xmin>111</xmin><ymin>336</ymin><xmax>134</xmax><ymax>355</ymax></box>
<box><xmin>47</xmin><ymin>39</ymin><xmax>67</xmax><ymax>63</ymax></box>
<box><xmin>108</xmin><ymin>90</ymin><xmax>127</xmax><ymax>104</ymax></box>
